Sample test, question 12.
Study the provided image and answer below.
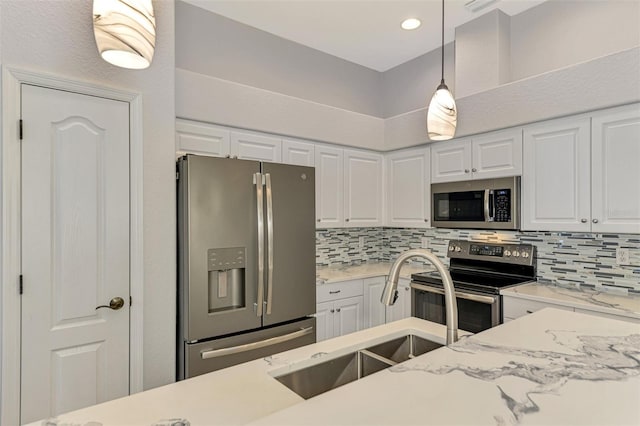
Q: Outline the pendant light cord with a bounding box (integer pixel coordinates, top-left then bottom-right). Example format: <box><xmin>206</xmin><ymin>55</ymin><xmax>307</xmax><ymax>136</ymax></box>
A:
<box><xmin>441</xmin><ymin>0</ymin><xmax>445</xmax><ymax>84</ymax></box>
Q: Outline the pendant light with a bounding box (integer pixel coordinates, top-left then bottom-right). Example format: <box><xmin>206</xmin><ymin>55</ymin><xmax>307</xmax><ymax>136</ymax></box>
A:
<box><xmin>93</xmin><ymin>0</ymin><xmax>156</xmax><ymax>70</ymax></box>
<box><xmin>427</xmin><ymin>0</ymin><xmax>457</xmax><ymax>141</ymax></box>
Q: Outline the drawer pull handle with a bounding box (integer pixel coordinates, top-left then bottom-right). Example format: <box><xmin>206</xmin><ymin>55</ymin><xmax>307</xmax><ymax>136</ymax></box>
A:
<box><xmin>526</xmin><ymin>310</ymin><xmax>533</xmax><ymax>314</ymax></box>
<box><xmin>329</xmin><ymin>290</ymin><xmax>341</xmax><ymax>294</ymax></box>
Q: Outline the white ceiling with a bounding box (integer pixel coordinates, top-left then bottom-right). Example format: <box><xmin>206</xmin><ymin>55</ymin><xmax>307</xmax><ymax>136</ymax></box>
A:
<box><xmin>182</xmin><ymin>0</ymin><xmax>548</xmax><ymax>71</ymax></box>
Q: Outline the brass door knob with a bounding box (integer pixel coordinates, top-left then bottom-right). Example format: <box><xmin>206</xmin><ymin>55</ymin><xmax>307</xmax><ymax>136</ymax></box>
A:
<box><xmin>96</xmin><ymin>297</ymin><xmax>125</xmax><ymax>311</ymax></box>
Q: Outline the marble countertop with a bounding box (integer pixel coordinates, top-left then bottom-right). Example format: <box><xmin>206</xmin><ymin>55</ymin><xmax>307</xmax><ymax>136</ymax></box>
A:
<box><xmin>502</xmin><ymin>282</ymin><xmax>640</xmax><ymax>320</ymax></box>
<box><xmin>44</xmin><ymin>310</ymin><xmax>640</xmax><ymax>426</ymax></box>
<box><xmin>316</xmin><ymin>261</ymin><xmax>433</xmax><ymax>284</ymax></box>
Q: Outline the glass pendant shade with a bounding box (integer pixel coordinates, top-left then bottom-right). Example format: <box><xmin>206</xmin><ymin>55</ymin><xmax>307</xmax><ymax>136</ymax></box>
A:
<box><xmin>427</xmin><ymin>83</ymin><xmax>457</xmax><ymax>140</ymax></box>
<box><xmin>93</xmin><ymin>0</ymin><xmax>156</xmax><ymax>70</ymax></box>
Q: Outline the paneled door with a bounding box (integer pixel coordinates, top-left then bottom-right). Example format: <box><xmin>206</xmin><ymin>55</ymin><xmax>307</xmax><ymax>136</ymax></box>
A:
<box><xmin>20</xmin><ymin>85</ymin><xmax>130</xmax><ymax>423</ymax></box>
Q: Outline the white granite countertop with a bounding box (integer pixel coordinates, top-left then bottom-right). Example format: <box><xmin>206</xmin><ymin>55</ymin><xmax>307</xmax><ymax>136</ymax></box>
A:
<box><xmin>316</xmin><ymin>261</ymin><xmax>432</xmax><ymax>284</ymax></box>
<box><xmin>502</xmin><ymin>282</ymin><xmax>640</xmax><ymax>320</ymax></box>
<box><xmin>41</xmin><ymin>310</ymin><xmax>640</xmax><ymax>426</ymax></box>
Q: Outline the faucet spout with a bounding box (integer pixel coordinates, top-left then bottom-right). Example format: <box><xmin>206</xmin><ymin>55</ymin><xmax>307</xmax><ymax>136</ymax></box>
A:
<box><xmin>381</xmin><ymin>249</ymin><xmax>458</xmax><ymax>345</ymax></box>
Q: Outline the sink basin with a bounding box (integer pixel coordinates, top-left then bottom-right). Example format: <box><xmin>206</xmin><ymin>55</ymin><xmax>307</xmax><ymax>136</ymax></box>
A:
<box><xmin>275</xmin><ymin>334</ymin><xmax>442</xmax><ymax>399</ymax></box>
<box><xmin>366</xmin><ymin>334</ymin><xmax>443</xmax><ymax>363</ymax></box>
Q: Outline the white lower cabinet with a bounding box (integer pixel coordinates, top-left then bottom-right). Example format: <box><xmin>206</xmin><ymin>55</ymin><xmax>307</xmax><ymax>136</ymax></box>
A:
<box><xmin>385</xmin><ymin>279</ymin><xmax>412</xmax><ymax>323</ymax></box>
<box><xmin>316</xmin><ymin>279</ymin><xmax>364</xmax><ymax>342</ymax></box>
<box><xmin>503</xmin><ymin>295</ymin><xmax>639</xmax><ymax>324</ymax></box>
<box><xmin>363</xmin><ymin>277</ymin><xmax>387</xmax><ymax>328</ymax></box>
<box><xmin>363</xmin><ymin>276</ymin><xmax>412</xmax><ymax>328</ymax></box>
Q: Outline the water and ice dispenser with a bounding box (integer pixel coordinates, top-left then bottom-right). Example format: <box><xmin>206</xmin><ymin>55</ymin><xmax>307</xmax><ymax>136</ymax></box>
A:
<box><xmin>207</xmin><ymin>247</ymin><xmax>246</xmax><ymax>313</ymax></box>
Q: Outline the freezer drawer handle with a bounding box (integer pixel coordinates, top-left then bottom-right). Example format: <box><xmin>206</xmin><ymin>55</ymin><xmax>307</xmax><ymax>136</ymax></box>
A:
<box><xmin>200</xmin><ymin>327</ymin><xmax>314</xmax><ymax>360</ymax></box>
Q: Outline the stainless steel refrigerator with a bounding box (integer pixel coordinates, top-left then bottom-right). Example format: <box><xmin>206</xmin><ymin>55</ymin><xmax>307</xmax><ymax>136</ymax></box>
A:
<box><xmin>177</xmin><ymin>155</ymin><xmax>316</xmax><ymax>380</ymax></box>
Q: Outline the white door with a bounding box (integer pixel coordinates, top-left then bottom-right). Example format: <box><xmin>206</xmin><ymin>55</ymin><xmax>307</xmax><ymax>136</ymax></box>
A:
<box><xmin>343</xmin><ymin>150</ymin><xmax>384</xmax><ymax>227</ymax></box>
<box><xmin>282</xmin><ymin>138</ymin><xmax>315</xmax><ymax>166</ymax></box>
<box><xmin>522</xmin><ymin>116</ymin><xmax>591</xmax><ymax>232</ymax></box>
<box><xmin>386</xmin><ymin>147</ymin><xmax>431</xmax><ymax>228</ymax></box>
<box><xmin>591</xmin><ymin>104</ymin><xmax>640</xmax><ymax>233</ymax></box>
<box><xmin>230</xmin><ymin>131</ymin><xmax>282</xmax><ymax>162</ymax></box>
<box><xmin>315</xmin><ymin>301</ymin><xmax>335</xmax><ymax>342</ymax></box>
<box><xmin>363</xmin><ymin>277</ymin><xmax>386</xmax><ymax>328</ymax></box>
<box><xmin>333</xmin><ymin>296</ymin><xmax>363</xmax><ymax>337</ymax></box>
<box><xmin>472</xmin><ymin>128</ymin><xmax>523</xmax><ymax>179</ymax></box>
<box><xmin>20</xmin><ymin>85</ymin><xmax>130</xmax><ymax>424</ymax></box>
<box><xmin>315</xmin><ymin>145</ymin><xmax>344</xmax><ymax>228</ymax></box>
<box><xmin>430</xmin><ymin>139</ymin><xmax>472</xmax><ymax>183</ymax></box>
<box><xmin>176</xmin><ymin>119</ymin><xmax>230</xmax><ymax>157</ymax></box>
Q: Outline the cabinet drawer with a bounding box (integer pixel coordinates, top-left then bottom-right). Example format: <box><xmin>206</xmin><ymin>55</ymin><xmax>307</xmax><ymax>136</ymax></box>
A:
<box><xmin>503</xmin><ymin>296</ymin><xmax>572</xmax><ymax>319</ymax></box>
<box><xmin>317</xmin><ymin>279</ymin><xmax>363</xmax><ymax>303</ymax></box>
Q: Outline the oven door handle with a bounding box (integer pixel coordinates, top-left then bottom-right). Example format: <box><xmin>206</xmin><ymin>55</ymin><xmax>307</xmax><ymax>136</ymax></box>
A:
<box><xmin>410</xmin><ymin>282</ymin><xmax>498</xmax><ymax>305</ymax></box>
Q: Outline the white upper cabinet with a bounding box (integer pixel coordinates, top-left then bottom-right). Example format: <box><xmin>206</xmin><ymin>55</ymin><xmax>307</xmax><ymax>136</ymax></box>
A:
<box><xmin>282</xmin><ymin>138</ymin><xmax>315</xmax><ymax>167</ymax></box>
<box><xmin>176</xmin><ymin>119</ymin><xmax>230</xmax><ymax>158</ymax></box>
<box><xmin>430</xmin><ymin>139</ymin><xmax>472</xmax><ymax>183</ymax></box>
<box><xmin>522</xmin><ymin>104</ymin><xmax>640</xmax><ymax>234</ymax></box>
<box><xmin>591</xmin><ymin>104</ymin><xmax>640</xmax><ymax>233</ymax></box>
<box><xmin>522</xmin><ymin>115</ymin><xmax>591</xmax><ymax>232</ymax></box>
<box><xmin>344</xmin><ymin>149</ymin><xmax>384</xmax><ymax>227</ymax></box>
<box><xmin>431</xmin><ymin>128</ymin><xmax>522</xmax><ymax>183</ymax></box>
<box><xmin>472</xmin><ymin>128</ymin><xmax>523</xmax><ymax>179</ymax></box>
<box><xmin>230</xmin><ymin>131</ymin><xmax>282</xmax><ymax>162</ymax></box>
<box><xmin>386</xmin><ymin>147</ymin><xmax>431</xmax><ymax>228</ymax></box>
<box><xmin>315</xmin><ymin>145</ymin><xmax>344</xmax><ymax>228</ymax></box>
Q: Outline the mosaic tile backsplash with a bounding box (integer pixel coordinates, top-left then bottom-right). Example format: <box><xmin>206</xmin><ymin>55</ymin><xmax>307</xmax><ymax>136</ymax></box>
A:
<box><xmin>316</xmin><ymin>227</ymin><xmax>640</xmax><ymax>295</ymax></box>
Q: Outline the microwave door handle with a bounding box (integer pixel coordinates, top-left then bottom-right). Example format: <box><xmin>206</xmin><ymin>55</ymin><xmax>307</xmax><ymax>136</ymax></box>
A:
<box><xmin>484</xmin><ymin>189</ymin><xmax>495</xmax><ymax>222</ymax></box>
<box><xmin>254</xmin><ymin>172</ymin><xmax>264</xmax><ymax>317</ymax></box>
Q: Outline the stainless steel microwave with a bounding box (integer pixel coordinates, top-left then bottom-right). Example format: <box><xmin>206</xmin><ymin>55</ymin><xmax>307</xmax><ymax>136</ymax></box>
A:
<box><xmin>431</xmin><ymin>177</ymin><xmax>520</xmax><ymax>230</ymax></box>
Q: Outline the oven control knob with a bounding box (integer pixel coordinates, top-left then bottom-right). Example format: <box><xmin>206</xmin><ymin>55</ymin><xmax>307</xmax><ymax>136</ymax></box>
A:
<box><xmin>449</xmin><ymin>245</ymin><xmax>455</xmax><ymax>252</ymax></box>
<box><xmin>522</xmin><ymin>252</ymin><xmax>530</xmax><ymax>258</ymax></box>
<box><xmin>454</xmin><ymin>246</ymin><xmax>461</xmax><ymax>252</ymax></box>
<box><xmin>513</xmin><ymin>251</ymin><xmax>520</xmax><ymax>257</ymax></box>
<box><xmin>504</xmin><ymin>250</ymin><xmax>511</xmax><ymax>257</ymax></box>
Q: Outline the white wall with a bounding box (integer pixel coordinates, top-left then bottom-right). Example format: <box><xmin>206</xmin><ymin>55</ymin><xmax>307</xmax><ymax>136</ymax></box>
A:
<box><xmin>510</xmin><ymin>0</ymin><xmax>640</xmax><ymax>81</ymax></box>
<box><xmin>176</xmin><ymin>0</ymin><xmax>383</xmax><ymax>118</ymax></box>
<box><xmin>0</xmin><ymin>0</ymin><xmax>176</xmax><ymax>393</ymax></box>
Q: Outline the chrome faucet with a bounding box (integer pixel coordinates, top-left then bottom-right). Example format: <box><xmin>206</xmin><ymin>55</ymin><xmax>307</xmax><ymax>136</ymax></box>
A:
<box><xmin>381</xmin><ymin>249</ymin><xmax>459</xmax><ymax>345</ymax></box>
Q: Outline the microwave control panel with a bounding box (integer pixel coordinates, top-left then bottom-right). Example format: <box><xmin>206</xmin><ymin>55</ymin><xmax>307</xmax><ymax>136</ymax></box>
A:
<box><xmin>493</xmin><ymin>189</ymin><xmax>511</xmax><ymax>222</ymax></box>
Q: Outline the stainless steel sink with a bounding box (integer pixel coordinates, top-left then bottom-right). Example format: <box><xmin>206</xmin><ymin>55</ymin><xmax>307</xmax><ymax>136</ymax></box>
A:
<box><xmin>275</xmin><ymin>334</ymin><xmax>442</xmax><ymax>399</ymax></box>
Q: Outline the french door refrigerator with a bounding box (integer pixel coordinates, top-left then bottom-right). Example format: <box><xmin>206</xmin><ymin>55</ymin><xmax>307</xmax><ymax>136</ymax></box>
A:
<box><xmin>177</xmin><ymin>155</ymin><xmax>316</xmax><ymax>379</ymax></box>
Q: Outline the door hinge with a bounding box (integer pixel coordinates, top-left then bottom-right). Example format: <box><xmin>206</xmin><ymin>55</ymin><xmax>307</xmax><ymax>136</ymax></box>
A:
<box><xmin>19</xmin><ymin>275</ymin><xmax>23</xmax><ymax>295</ymax></box>
<box><xmin>19</xmin><ymin>119</ymin><xmax>23</xmax><ymax>140</ymax></box>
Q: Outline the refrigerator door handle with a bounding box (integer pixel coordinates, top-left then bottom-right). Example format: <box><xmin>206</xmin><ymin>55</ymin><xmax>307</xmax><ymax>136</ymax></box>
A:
<box><xmin>265</xmin><ymin>173</ymin><xmax>274</xmax><ymax>315</ymax></box>
<box><xmin>254</xmin><ymin>172</ymin><xmax>265</xmax><ymax>317</ymax></box>
<box><xmin>200</xmin><ymin>327</ymin><xmax>314</xmax><ymax>359</ymax></box>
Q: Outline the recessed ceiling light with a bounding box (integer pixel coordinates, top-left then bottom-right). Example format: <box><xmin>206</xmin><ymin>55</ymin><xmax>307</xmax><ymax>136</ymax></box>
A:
<box><xmin>401</xmin><ymin>18</ymin><xmax>421</xmax><ymax>30</ymax></box>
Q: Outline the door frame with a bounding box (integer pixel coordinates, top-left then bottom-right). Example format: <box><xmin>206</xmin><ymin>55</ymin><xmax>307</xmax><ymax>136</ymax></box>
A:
<box><xmin>1</xmin><ymin>67</ymin><xmax>145</xmax><ymax>425</ymax></box>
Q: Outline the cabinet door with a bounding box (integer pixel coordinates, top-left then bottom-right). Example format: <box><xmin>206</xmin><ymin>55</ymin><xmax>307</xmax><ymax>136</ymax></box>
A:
<box><xmin>522</xmin><ymin>116</ymin><xmax>591</xmax><ymax>231</ymax></box>
<box><xmin>344</xmin><ymin>150</ymin><xmax>384</xmax><ymax>227</ymax></box>
<box><xmin>591</xmin><ymin>104</ymin><xmax>640</xmax><ymax>234</ymax></box>
<box><xmin>363</xmin><ymin>277</ymin><xmax>387</xmax><ymax>329</ymax></box>
<box><xmin>176</xmin><ymin>119</ymin><xmax>230</xmax><ymax>157</ymax></box>
<box><xmin>315</xmin><ymin>145</ymin><xmax>344</xmax><ymax>228</ymax></box>
<box><xmin>333</xmin><ymin>296</ymin><xmax>363</xmax><ymax>337</ymax></box>
<box><xmin>282</xmin><ymin>139</ymin><xmax>315</xmax><ymax>167</ymax></box>
<box><xmin>315</xmin><ymin>301</ymin><xmax>335</xmax><ymax>342</ymax></box>
<box><xmin>386</xmin><ymin>147</ymin><xmax>431</xmax><ymax>228</ymax></box>
<box><xmin>230</xmin><ymin>131</ymin><xmax>282</xmax><ymax>162</ymax></box>
<box><xmin>385</xmin><ymin>279</ymin><xmax>412</xmax><ymax>323</ymax></box>
<box><xmin>430</xmin><ymin>139</ymin><xmax>472</xmax><ymax>183</ymax></box>
<box><xmin>472</xmin><ymin>128</ymin><xmax>522</xmax><ymax>179</ymax></box>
